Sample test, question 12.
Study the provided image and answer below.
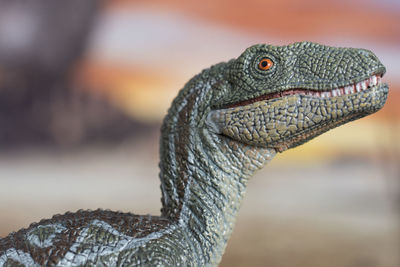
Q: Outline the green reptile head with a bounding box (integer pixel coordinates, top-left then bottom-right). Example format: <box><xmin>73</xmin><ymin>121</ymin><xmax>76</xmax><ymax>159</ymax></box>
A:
<box><xmin>207</xmin><ymin>41</ymin><xmax>388</xmax><ymax>152</ymax></box>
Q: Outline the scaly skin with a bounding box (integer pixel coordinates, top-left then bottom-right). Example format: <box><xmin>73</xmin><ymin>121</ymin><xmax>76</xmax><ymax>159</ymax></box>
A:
<box><xmin>0</xmin><ymin>42</ymin><xmax>388</xmax><ymax>266</ymax></box>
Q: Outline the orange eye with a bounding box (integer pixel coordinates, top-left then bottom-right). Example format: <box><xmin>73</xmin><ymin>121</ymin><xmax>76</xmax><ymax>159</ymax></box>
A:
<box><xmin>258</xmin><ymin>58</ymin><xmax>274</xmax><ymax>70</ymax></box>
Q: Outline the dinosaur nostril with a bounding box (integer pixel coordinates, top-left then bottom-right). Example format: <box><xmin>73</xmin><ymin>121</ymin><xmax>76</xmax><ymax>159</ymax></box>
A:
<box><xmin>368</xmin><ymin>53</ymin><xmax>378</xmax><ymax>61</ymax></box>
<box><xmin>359</xmin><ymin>49</ymin><xmax>378</xmax><ymax>62</ymax></box>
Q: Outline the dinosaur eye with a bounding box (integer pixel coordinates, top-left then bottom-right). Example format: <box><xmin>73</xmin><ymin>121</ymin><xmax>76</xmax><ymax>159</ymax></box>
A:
<box><xmin>258</xmin><ymin>57</ymin><xmax>274</xmax><ymax>71</ymax></box>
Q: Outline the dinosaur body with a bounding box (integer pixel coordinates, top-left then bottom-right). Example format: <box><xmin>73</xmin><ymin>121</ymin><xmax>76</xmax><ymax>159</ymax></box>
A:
<box><xmin>0</xmin><ymin>42</ymin><xmax>388</xmax><ymax>266</ymax></box>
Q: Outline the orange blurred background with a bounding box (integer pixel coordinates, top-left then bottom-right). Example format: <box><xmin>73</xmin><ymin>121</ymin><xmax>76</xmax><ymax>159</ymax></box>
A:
<box><xmin>0</xmin><ymin>0</ymin><xmax>399</xmax><ymax>266</ymax></box>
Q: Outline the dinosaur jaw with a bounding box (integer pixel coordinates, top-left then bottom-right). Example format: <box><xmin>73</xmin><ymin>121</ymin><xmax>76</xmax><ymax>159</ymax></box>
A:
<box><xmin>206</xmin><ymin>78</ymin><xmax>388</xmax><ymax>153</ymax></box>
<box><xmin>271</xmin><ymin>81</ymin><xmax>388</xmax><ymax>152</ymax></box>
<box><xmin>272</xmin><ymin>113</ymin><xmax>362</xmax><ymax>152</ymax></box>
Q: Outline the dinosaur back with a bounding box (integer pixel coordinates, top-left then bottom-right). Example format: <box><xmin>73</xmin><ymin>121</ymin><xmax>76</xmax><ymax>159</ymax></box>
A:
<box><xmin>0</xmin><ymin>209</ymin><xmax>171</xmax><ymax>266</ymax></box>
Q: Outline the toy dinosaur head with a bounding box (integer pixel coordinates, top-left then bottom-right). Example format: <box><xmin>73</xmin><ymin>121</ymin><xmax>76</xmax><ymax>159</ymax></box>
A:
<box><xmin>207</xmin><ymin>42</ymin><xmax>388</xmax><ymax>152</ymax></box>
<box><xmin>160</xmin><ymin>41</ymin><xmax>388</xmax><ymax>223</ymax></box>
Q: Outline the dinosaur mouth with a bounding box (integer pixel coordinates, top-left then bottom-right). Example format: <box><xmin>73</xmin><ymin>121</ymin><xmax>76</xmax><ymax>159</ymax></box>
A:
<box><xmin>227</xmin><ymin>74</ymin><xmax>383</xmax><ymax>108</ymax></box>
<box><xmin>208</xmin><ymin>73</ymin><xmax>388</xmax><ymax>153</ymax></box>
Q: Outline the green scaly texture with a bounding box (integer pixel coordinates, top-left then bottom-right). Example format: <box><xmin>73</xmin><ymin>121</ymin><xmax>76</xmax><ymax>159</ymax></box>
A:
<box><xmin>0</xmin><ymin>42</ymin><xmax>388</xmax><ymax>266</ymax></box>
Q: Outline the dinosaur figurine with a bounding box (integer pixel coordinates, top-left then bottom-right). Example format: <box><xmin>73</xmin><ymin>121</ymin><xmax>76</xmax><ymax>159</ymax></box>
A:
<box><xmin>0</xmin><ymin>42</ymin><xmax>388</xmax><ymax>266</ymax></box>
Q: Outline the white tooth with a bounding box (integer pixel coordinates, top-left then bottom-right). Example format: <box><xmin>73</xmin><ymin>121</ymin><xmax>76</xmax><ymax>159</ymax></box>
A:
<box><xmin>345</xmin><ymin>86</ymin><xmax>353</xmax><ymax>94</ymax></box>
<box><xmin>356</xmin><ymin>83</ymin><xmax>361</xmax><ymax>92</ymax></box>
<box><xmin>337</xmin><ymin>89</ymin><xmax>342</xmax><ymax>96</ymax></box>
<box><xmin>332</xmin><ymin>90</ymin><xmax>337</xmax><ymax>96</ymax></box>
<box><xmin>377</xmin><ymin>76</ymin><xmax>381</xmax><ymax>83</ymax></box>
<box><xmin>361</xmin><ymin>81</ymin><xmax>367</xmax><ymax>90</ymax></box>
<box><xmin>371</xmin><ymin>75</ymin><xmax>377</xmax><ymax>86</ymax></box>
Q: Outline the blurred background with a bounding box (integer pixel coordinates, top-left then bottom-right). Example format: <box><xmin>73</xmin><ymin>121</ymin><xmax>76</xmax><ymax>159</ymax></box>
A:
<box><xmin>0</xmin><ymin>0</ymin><xmax>399</xmax><ymax>266</ymax></box>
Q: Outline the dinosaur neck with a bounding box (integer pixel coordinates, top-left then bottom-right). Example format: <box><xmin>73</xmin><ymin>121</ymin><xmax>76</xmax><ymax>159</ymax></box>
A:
<box><xmin>158</xmin><ymin>67</ymin><xmax>276</xmax><ymax>263</ymax></box>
